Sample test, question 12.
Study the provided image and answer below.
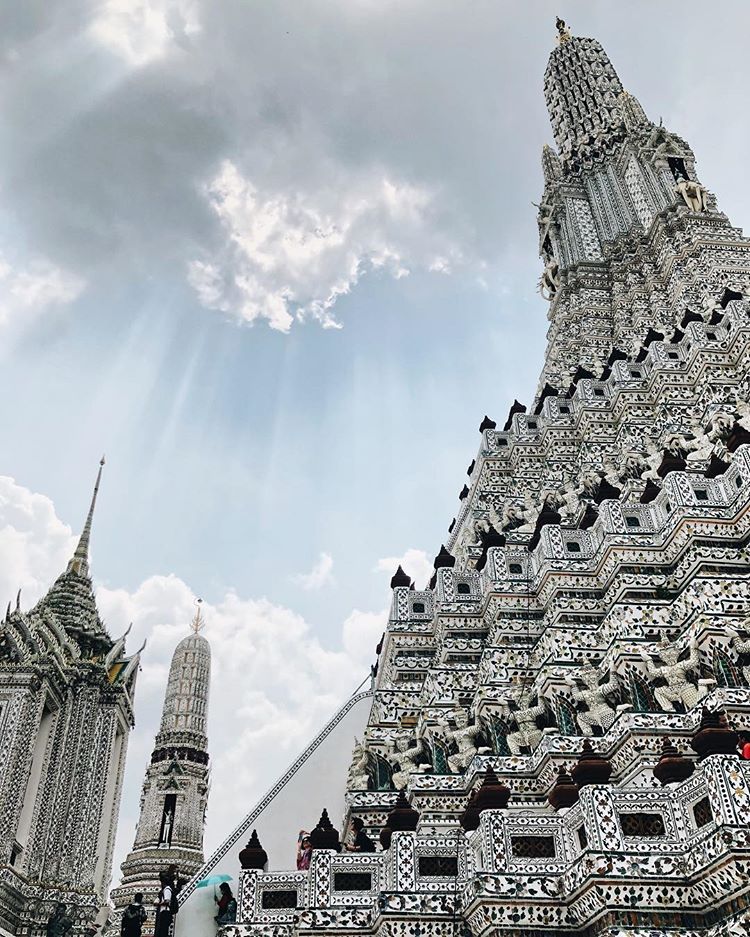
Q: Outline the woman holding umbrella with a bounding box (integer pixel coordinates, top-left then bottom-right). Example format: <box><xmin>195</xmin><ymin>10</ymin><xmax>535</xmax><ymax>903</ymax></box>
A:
<box><xmin>214</xmin><ymin>884</ymin><xmax>237</xmax><ymax>926</ymax></box>
<box><xmin>194</xmin><ymin>874</ymin><xmax>236</xmax><ymax>928</ymax></box>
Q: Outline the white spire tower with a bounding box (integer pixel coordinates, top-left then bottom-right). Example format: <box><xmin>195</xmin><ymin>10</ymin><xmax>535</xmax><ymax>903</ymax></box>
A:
<box><xmin>112</xmin><ymin>604</ymin><xmax>211</xmax><ymax>934</ymax></box>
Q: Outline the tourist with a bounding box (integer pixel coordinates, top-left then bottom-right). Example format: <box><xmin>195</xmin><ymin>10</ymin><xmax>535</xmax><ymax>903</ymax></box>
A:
<box><xmin>738</xmin><ymin>732</ymin><xmax>750</xmax><ymax>759</ymax></box>
<box><xmin>121</xmin><ymin>894</ymin><xmax>147</xmax><ymax>937</ymax></box>
<box><xmin>345</xmin><ymin>818</ymin><xmax>375</xmax><ymax>853</ymax></box>
<box><xmin>154</xmin><ymin>869</ymin><xmax>178</xmax><ymax>937</ymax></box>
<box><xmin>214</xmin><ymin>883</ymin><xmax>237</xmax><ymax>927</ymax></box>
<box><xmin>46</xmin><ymin>904</ymin><xmax>73</xmax><ymax>937</ymax></box>
<box><xmin>296</xmin><ymin>831</ymin><xmax>312</xmax><ymax>870</ymax></box>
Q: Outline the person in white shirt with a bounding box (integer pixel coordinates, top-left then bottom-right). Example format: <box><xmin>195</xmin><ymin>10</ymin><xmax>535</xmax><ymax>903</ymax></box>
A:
<box><xmin>155</xmin><ymin>867</ymin><xmax>178</xmax><ymax>937</ymax></box>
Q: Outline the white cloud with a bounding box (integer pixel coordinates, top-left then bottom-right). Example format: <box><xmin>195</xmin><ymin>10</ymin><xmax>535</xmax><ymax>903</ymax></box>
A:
<box><xmin>374</xmin><ymin>547</ymin><xmax>433</xmax><ymax>590</ymax></box>
<box><xmin>292</xmin><ymin>551</ymin><xmax>335</xmax><ymax>591</ymax></box>
<box><xmin>89</xmin><ymin>0</ymin><xmax>201</xmax><ymax>66</ymax></box>
<box><xmin>189</xmin><ymin>160</ymin><xmax>463</xmax><ymax>332</ymax></box>
<box><xmin>0</xmin><ymin>254</ymin><xmax>84</xmax><ymax>335</ymax></box>
<box><xmin>0</xmin><ymin>476</ymin><xmax>78</xmax><ymax>609</ymax></box>
<box><xmin>0</xmin><ymin>477</ymin><xmax>385</xmax><ymax>870</ymax></box>
<box><xmin>341</xmin><ymin>607</ymin><xmax>387</xmax><ymax>665</ymax></box>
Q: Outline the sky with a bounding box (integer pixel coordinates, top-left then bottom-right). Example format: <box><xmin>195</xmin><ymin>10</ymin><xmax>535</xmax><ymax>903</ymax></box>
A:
<box><xmin>1</xmin><ymin>0</ymin><xmax>750</xmax><ymax>891</ymax></box>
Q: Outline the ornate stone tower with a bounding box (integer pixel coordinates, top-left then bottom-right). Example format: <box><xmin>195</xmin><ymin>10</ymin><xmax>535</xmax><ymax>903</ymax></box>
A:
<box><xmin>222</xmin><ymin>19</ymin><xmax>750</xmax><ymax>937</ymax></box>
<box><xmin>534</xmin><ymin>18</ymin><xmax>743</xmax><ymax>393</ymax></box>
<box><xmin>0</xmin><ymin>460</ymin><xmax>142</xmax><ymax>936</ymax></box>
<box><xmin>112</xmin><ymin>607</ymin><xmax>211</xmax><ymax>934</ymax></box>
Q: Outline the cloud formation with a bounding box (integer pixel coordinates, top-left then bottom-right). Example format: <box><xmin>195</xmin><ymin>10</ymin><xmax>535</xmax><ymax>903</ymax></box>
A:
<box><xmin>88</xmin><ymin>0</ymin><xmax>201</xmax><ymax>65</ymax></box>
<box><xmin>0</xmin><ymin>253</ymin><xmax>84</xmax><ymax>336</ymax></box>
<box><xmin>292</xmin><ymin>551</ymin><xmax>335</xmax><ymax>591</ymax></box>
<box><xmin>0</xmin><ymin>476</ymin><xmax>78</xmax><ymax>606</ymax></box>
<box><xmin>189</xmin><ymin>161</ymin><xmax>461</xmax><ymax>331</ymax></box>
<box><xmin>0</xmin><ymin>0</ymin><xmax>547</xmax><ymax>344</ymax></box>
<box><xmin>375</xmin><ymin>547</ymin><xmax>433</xmax><ymax>590</ymax></box>
<box><xmin>341</xmin><ymin>606</ymin><xmax>387</xmax><ymax>664</ymax></box>
<box><xmin>7</xmin><ymin>0</ymin><xmax>749</xmax><ymax>348</ymax></box>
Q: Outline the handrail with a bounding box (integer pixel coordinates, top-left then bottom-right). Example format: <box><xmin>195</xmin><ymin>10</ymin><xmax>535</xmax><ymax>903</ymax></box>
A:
<box><xmin>178</xmin><ymin>682</ymin><xmax>373</xmax><ymax>903</ymax></box>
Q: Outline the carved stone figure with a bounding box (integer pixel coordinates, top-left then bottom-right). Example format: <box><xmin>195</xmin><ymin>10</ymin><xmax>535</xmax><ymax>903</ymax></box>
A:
<box><xmin>732</xmin><ymin>395</ymin><xmax>750</xmax><ymax>434</ymax></box>
<box><xmin>554</xmin><ymin>483</ymin><xmax>580</xmax><ymax>521</ymax></box>
<box><xmin>564</xmin><ymin>663</ymin><xmax>619</xmax><ymax>736</ymax></box>
<box><xmin>684</xmin><ymin>425</ymin><xmax>715</xmax><ymax>463</ymax></box>
<box><xmin>706</xmin><ymin>410</ymin><xmax>735</xmax><ymax>444</ymax></box>
<box><xmin>703</xmin><ymin>295</ymin><xmax>724</xmax><ymax>317</ymax></box>
<box><xmin>579</xmin><ymin>469</ymin><xmax>604</xmax><ymax>499</ymax></box>
<box><xmin>535</xmin><ymin>200</ymin><xmax>556</xmax><ymax>257</ymax></box>
<box><xmin>160</xmin><ymin>809</ymin><xmax>173</xmax><ymax>845</ymax></box>
<box><xmin>681</xmin><ymin>411</ymin><xmax>732</xmax><ymax>463</ymax></box>
<box><xmin>347</xmin><ymin>738</ymin><xmax>371</xmax><ymax>791</ymax></box>
<box><xmin>501</xmin><ymin>498</ymin><xmax>536</xmax><ymax>533</ymax></box>
<box><xmin>386</xmin><ymin>732</ymin><xmax>430</xmax><ymax>790</ymax></box>
<box><xmin>643</xmin><ymin>432</ymin><xmax>694</xmax><ymax>480</ymax></box>
<box><xmin>438</xmin><ymin>707</ymin><xmax>489</xmax><ymax>773</ymax></box>
<box><xmin>539</xmin><ymin>258</ymin><xmax>560</xmax><ymax>300</ymax></box>
<box><xmin>676</xmin><ymin>177</ymin><xmax>709</xmax><ymax>213</ymax></box>
<box><xmin>468</xmin><ymin>512</ymin><xmax>499</xmax><ymax>546</ymax></box>
<box><xmin>639</xmin><ymin>634</ymin><xmax>701</xmax><ymax>711</ymax></box>
<box><xmin>604</xmin><ymin>450</ymin><xmax>648</xmax><ymax>487</ymax></box>
<box><xmin>727</xmin><ymin>627</ymin><xmax>750</xmax><ymax>686</ymax></box>
<box><xmin>499</xmin><ymin>687</ymin><xmax>548</xmax><ymax>754</ymax></box>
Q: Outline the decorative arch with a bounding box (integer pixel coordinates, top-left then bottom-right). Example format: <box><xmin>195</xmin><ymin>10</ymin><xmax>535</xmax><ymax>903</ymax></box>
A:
<box><xmin>555</xmin><ymin>695</ymin><xmax>578</xmax><ymax>736</ymax></box>
<box><xmin>713</xmin><ymin>647</ymin><xmax>743</xmax><ymax>688</ymax></box>
<box><xmin>628</xmin><ymin>670</ymin><xmax>658</xmax><ymax>713</ymax></box>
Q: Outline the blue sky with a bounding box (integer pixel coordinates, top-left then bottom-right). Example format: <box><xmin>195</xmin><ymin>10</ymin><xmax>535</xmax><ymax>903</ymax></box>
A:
<box><xmin>1</xmin><ymin>0</ymin><xmax>750</xmax><ymax>883</ymax></box>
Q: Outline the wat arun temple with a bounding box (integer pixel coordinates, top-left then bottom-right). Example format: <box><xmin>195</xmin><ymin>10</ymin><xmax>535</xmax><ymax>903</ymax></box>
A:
<box><xmin>4</xmin><ymin>16</ymin><xmax>750</xmax><ymax>937</ymax></box>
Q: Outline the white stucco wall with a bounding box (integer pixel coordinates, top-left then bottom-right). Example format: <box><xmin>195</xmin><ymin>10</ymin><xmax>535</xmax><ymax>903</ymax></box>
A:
<box><xmin>174</xmin><ymin>688</ymin><xmax>373</xmax><ymax>937</ymax></box>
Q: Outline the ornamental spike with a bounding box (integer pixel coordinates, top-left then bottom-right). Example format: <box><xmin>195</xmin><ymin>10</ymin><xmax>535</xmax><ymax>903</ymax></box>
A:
<box><xmin>191</xmin><ymin>598</ymin><xmax>205</xmax><ymax>633</ymax></box>
<box><xmin>68</xmin><ymin>456</ymin><xmax>105</xmax><ymax>578</ymax></box>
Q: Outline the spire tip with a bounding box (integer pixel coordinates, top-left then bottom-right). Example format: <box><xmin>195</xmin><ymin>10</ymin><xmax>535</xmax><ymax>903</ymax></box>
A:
<box><xmin>191</xmin><ymin>598</ymin><xmax>205</xmax><ymax>633</ymax></box>
<box><xmin>67</xmin><ymin>457</ymin><xmax>105</xmax><ymax>577</ymax></box>
<box><xmin>555</xmin><ymin>16</ymin><xmax>571</xmax><ymax>44</ymax></box>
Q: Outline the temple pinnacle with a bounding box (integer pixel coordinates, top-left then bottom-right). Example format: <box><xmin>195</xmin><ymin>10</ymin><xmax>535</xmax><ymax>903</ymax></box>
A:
<box><xmin>191</xmin><ymin>598</ymin><xmax>205</xmax><ymax>633</ymax></box>
<box><xmin>555</xmin><ymin>16</ymin><xmax>571</xmax><ymax>44</ymax></box>
<box><xmin>67</xmin><ymin>456</ymin><xmax>105</xmax><ymax>577</ymax></box>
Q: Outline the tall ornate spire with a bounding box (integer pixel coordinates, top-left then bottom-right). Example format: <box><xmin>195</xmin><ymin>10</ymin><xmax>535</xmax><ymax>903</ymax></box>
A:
<box><xmin>543</xmin><ymin>28</ymin><xmax>629</xmax><ymax>159</ymax></box>
<box><xmin>67</xmin><ymin>456</ymin><xmax>105</xmax><ymax>578</ymax></box>
<box><xmin>112</xmin><ymin>613</ymin><xmax>211</xmax><ymax>936</ymax></box>
<box><xmin>35</xmin><ymin>456</ymin><xmax>109</xmax><ymax>655</ymax></box>
<box><xmin>157</xmin><ymin>612</ymin><xmax>211</xmax><ymax>744</ymax></box>
<box><xmin>534</xmin><ymin>24</ymin><xmax>720</xmax><ymax>392</ymax></box>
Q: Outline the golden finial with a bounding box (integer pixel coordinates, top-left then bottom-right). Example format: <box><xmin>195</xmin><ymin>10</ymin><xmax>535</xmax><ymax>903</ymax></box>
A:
<box><xmin>191</xmin><ymin>598</ymin><xmax>205</xmax><ymax>633</ymax></box>
<box><xmin>556</xmin><ymin>17</ymin><xmax>572</xmax><ymax>44</ymax></box>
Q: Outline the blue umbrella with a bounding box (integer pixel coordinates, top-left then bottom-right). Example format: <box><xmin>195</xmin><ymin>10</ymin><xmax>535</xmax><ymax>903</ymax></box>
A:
<box><xmin>196</xmin><ymin>874</ymin><xmax>233</xmax><ymax>888</ymax></box>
